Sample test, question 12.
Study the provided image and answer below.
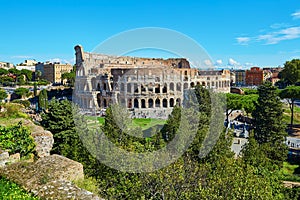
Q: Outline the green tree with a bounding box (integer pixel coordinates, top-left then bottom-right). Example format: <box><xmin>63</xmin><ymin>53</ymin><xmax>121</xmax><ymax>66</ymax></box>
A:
<box><xmin>279</xmin><ymin>86</ymin><xmax>300</xmax><ymax>125</ymax></box>
<box><xmin>8</xmin><ymin>68</ymin><xmax>21</xmax><ymax>76</ymax></box>
<box><xmin>0</xmin><ymin>68</ymin><xmax>8</xmax><ymax>75</ymax></box>
<box><xmin>38</xmin><ymin>89</ymin><xmax>48</xmax><ymax>111</ymax></box>
<box><xmin>33</xmin><ymin>82</ymin><xmax>37</xmax><ymax>97</ymax></box>
<box><xmin>14</xmin><ymin>87</ymin><xmax>29</xmax><ymax>99</ymax></box>
<box><xmin>20</xmin><ymin>69</ymin><xmax>33</xmax><ymax>82</ymax></box>
<box><xmin>240</xmin><ymin>94</ymin><xmax>258</xmax><ymax>116</ymax></box>
<box><xmin>225</xmin><ymin>93</ymin><xmax>242</xmax><ymax>123</ymax></box>
<box><xmin>0</xmin><ymin>76</ymin><xmax>14</xmax><ymax>86</ymax></box>
<box><xmin>61</xmin><ymin>69</ymin><xmax>76</xmax><ymax>86</ymax></box>
<box><xmin>252</xmin><ymin>82</ymin><xmax>288</xmax><ymax>165</ymax></box>
<box><xmin>17</xmin><ymin>74</ymin><xmax>26</xmax><ymax>85</ymax></box>
<box><xmin>0</xmin><ymin>89</ymin><xmax>8</xmax><ymax>101</ymax></box>
<box><xmin>35</xmin><ymin>70</ymin><xmax>42</xmax><ymax>81</ymax></box>
<box><xmin>279</xmin><ymin>59</ymin><xmax>300</xmax><ymax>85</ymax></box>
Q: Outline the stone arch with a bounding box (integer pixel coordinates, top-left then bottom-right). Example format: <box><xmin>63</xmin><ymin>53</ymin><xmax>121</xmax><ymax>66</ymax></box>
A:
<box><xmin>176</xmin><ymin>98</ymin><xmax>181</xmax><ymax>106</ymax></box>
<box><xmin>103</xmin><ymin>83</ymin><xmax>107</xmax><ymax>91</ymax></box>
<box><xmin>212</xmin><ymin>81</ymin><xmax>215</xmax><ymax>87</ymax></box>
<box><xmin>163</xmin><ymin>99</ymin><xmax>168</xmax><ymax>108</ymax></box>
<box><xmin>170</xmin><ymin>82</ymin><xmax>175</xmax><ymax>91</ymax></box>
<box><xmin>103</xmin><ymin>99</ymin><xmax>107</xmax><ymax>108</ymax></box>
<box><xmin>155</xmin><ymin>84</ymin><xmax>160</xmax><ymax>93</ymax></box>
<box><xmin>183</xmin><ymin>82</ymin><xmax>189</xmax><ymax>90</ymax></box>
<box><xmin>148</xmin><ymin>98</ymin><xmax>154</xmax><ymax>108</ymax></box>
<box><xmin>141</xmin><ymin>84</ymin><xmax>146</xmax><ymax>92</ymax></box>
<box><xmin>197</xmin><ymin>82</ymin><xmax>200</xmax><ymax>86</ymax></box>
<box><xmin>97</xmin><ymin>93</ymin><xmax>101</xmax><ymax>107</ymax></box>
<box><xmin>162</xmin><ymin>83</ymin><xmax>167</xmax><ymax>93</ymax></box>
<box><xmin>128</xmin><ymin>99</ymin><xmax>132</xmax><ymax>108</ymax></box>
<box><xmin>202</xmin><ymin>81</ymin><xmax>206</xmax><ymax>86</ymax></box>
<box><xmin>176</xmin><ymin>82</ymin><xmax>181</xmax><ymax>91</ymax></box>
<box><xmin>97</xmin><ymin>83</ymin><xmax>101</xmax><ymax>91</ymax></box>
<box><xmin>141</xmin><ymin>99</ymin><xmax>146</xmax><ymax>108</ymax></box>
<box><xmin>134</xmin><ymin>83</ymin><xmax>139</xmax><ymax>93</ymax></box>
<box><xmin>170</xmin><ymin>98</ymin><xmax>174</xmax><ymax>107</ymax></box>
<box><xmin>155</xmin><ymin>98</ymin><xmax>160</xmax><ymax>108</ymax></box>
<box><xmin>134</xmin><ymin>98</ymin><xmax>139</xmax><ymax>108</ymax></box>
<box><xmin>127</xmin><ymin>83</ymin><xmax>131</xmax><ymax>93</ymax></box>
<box><xmin>207</xmin><ymin>82</ymin><xmax>210</xmax><ymax>88</ymax></box>
<box><xmin>190</xmin><ymin>82</ymin><xmax>195</xmax><ymax>88</ymax></box>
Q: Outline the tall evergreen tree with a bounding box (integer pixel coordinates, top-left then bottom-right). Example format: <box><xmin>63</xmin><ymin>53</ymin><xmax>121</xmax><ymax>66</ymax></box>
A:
<box><xmin>38</xmin><ymin>89</ymin><xmax>48</xmax><ymax>111</ymax></box>
<box><xmin>252</xmin><ymin>81</ymin><xmax>288</xmax><ymax>165</ymax></box>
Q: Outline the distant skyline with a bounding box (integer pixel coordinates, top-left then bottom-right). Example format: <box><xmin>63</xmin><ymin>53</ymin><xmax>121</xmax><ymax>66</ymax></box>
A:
<box><xmin>1</xmin><ymin>0</ymin><xmax>300</xmax><ymax>68</ymax></box>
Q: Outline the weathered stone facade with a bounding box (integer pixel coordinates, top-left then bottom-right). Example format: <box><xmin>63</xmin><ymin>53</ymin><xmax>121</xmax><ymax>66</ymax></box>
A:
<box><xmin>73</xmin><ymin>45</ymin><xmax>231</xmax><ymax>118</ymax></box>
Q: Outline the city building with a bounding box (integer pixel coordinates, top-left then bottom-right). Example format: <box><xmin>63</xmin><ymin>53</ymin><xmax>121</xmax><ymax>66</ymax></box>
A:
<box><xmin>36</xmin><ymin>62</ymin><xmax>73</xmax><ymax>84</ymax></box>
<box><xmin>16</xmin><ymin>59</ymin><xmax>37</xmax><ymax>71</ymax></box>
<box><xmin>73</xmin><ymin>45</ymin><xmax>231</xmax><ymax>119</ymax></box>
<box><xmin>245</xmin><ymin>67</ymin><xmax>263</xmax><ymax>86</ymax></box>
<box><xmin>0</xmin><ymin>61</ymin><xmax>14</xmax><ymax>69</ymax></box>
<box><xmin>235</xmin><ymin>70</ymin><xmax>246</xmax><ymax>86</ymax></box>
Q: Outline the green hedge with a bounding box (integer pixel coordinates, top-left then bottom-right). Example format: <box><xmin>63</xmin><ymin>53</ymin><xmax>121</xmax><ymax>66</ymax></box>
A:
<box><xmin>0</xmin><ymin>176</ymin><xmax>39</xmax><ymax>199</ymax></box>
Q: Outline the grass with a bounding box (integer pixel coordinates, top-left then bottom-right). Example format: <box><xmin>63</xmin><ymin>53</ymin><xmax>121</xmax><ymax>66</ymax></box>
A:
<box><xmin>130</xmin><ymin>118</ymin><xmax>166</xmax><ymax>131</ymax></box>
<box><xmin>279</xmin><ymin>162</ymin><xmax>300</xmax><ymax>182</ymax></box>
<box><xmin>0</xmin><ymin>176</ymin><xmax>39</xmax><ymax>199</ymax></box>
<box><xmin>85</xmin><ymin>116</ymin><xmax>166</xmax><ymax>131</ymax></box>
<box><xmin>283</xmin><ymin>104</ymin><xmax>300</xmax><ymax>125</ymax></box>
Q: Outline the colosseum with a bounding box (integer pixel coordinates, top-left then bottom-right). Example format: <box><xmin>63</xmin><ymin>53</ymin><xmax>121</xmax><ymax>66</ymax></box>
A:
<box><xmin>73</xmin><ymin>45</ymin><xmax>231</xmax><ymax>119</ymax></box>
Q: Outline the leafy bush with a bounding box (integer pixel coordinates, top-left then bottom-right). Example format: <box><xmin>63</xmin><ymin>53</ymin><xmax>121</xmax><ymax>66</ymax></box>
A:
<box><xmin>0</xmin><ymin>103</ymin><xmax>28</xmax><ymax>118</ymax></box>
<box><xmin>73</xmin><ymin>177</ymin><xmax>99</xmax><ymax>195</ymax></box>
<box><xmin>12</xmin><ymin>99</ymin><xmax>31</xmax><ymax>108</ymax></box>
<box><xmin>0</xmin><ymin>176</ymin><xmax>39</xmax><ymax>199</ymax></box>
<box><xmin>0</xmin><ymin>122</ymin><xmax>36</xmax><ymax>157</ymax></box>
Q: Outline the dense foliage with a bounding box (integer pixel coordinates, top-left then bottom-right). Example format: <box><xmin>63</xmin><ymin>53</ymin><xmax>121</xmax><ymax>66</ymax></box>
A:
<box><xmin>279</xmin><ymin>86</ymin><xmax>300</xmax><ymax>125</ymax></box>
<box><xmin>0</xmin><ymin>122</ymin><xmax>35</xmax><ymax>157</ymax></box>
<box><xmin>252</xmin><ymin>82</ymin><xmax>288</xmax><ymax>166</ymax></box>
<box><xmin>14</xmin><ymin>87</ymin><xmax>30</xmax><ymax>99</ymax></box>
<box><xmin>0</xmin><ymin>89</ymin><xmax>8</xmax><ymax>101</ymax></box>
<box><xmin>38</xmin><ymin>85</ymin><xmax>298</xmax><ymax>199</ymax></box>
<box><xmin>38</xmin><ymin>89</ymin><xmax>48</xmax><ymax>111</ymax></box>
<box><xmin>279</xmin><ymin>59</ymin><xmax>300</xmax><ymax>85</ymax></box>
<box><xmin>0</xmin><ymin>176</ymin><xmax>39</xmax><ymax>200</ymax></box>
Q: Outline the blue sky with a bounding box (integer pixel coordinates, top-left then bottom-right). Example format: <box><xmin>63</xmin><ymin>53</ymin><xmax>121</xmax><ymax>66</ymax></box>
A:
<box><xmin>0</xmin><ymin>0</ymin><xmax>300</xmax><ymax>68</ymax></box>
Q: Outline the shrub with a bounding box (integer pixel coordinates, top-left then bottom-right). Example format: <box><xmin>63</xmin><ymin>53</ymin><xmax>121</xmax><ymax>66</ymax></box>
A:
<box><xmin>0</xmin><ymin>176</ymin><xmax>39</xmax><ymax>199</ymax></box>
<box><xmin>0</xmin><ymin>122</ymin><xmax>36</xmax><ymax>157</ymax></box>
<box><xmin>12</xmin><ymin>99</ymin><xmax>31</xmax><ymax>108</ymax></box>
<box><xmin>0</xmin><ymin>103</ymin><xmax>28</xmax><ymax>118</ymax></box>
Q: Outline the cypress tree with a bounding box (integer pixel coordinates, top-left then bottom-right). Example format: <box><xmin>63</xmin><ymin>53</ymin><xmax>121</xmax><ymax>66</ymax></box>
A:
<box><xmin>252</xmin><ymin>81</ymin><xmax>288</xmax><ymax>164</ymax></box>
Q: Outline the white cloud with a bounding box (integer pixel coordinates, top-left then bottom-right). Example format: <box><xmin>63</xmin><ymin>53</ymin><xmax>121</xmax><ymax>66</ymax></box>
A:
<box><xmin>203</xmin><ymin>59</ymin><xmax>213</xmax><ymax>67</ymax></box>
<box><xmin>11</xmin><ymin>55</ymin><xmax>32</xmax><ymax>59</ymax></box>
<box><xmin>228</xmin><ymin>58</ymin><xmax>240</xmax><ymax>66</ymax></box>
<box><xmin>49</xmin><ymin>58</ymin><xmax>73</xmax><ymax>64</ymax></box>
<box><xmin>236</xmin><ymin>10</ymin><xmax>300</xmax><ymax>45</ymax></box>
<box><xmin>257</xmin><ymin>27</ymin><xmax>300</xmax><ymax>44</ymax></box>
<box><xmin>236</xmin><ymin>37</ymin><xmax>250</xmax><ymax>45</ymax></box>
<box><xmin>270</xmin><ymin>23</ymin><xmax>290</xmax><ymax>29</ymax></box>
<box><xmin>215</xmin><ymin>59</ymin><xmax>223</xmax><ymax>65</ymax></box>
<box><xmin>292</xmin><ymin>11</ymin><xmax>300</xmax><ymax>19</ymax></box>
<box><xmin>244</xmin><ymin>62</ymin><xmax>254</xmax><ymax>67</ymax></box>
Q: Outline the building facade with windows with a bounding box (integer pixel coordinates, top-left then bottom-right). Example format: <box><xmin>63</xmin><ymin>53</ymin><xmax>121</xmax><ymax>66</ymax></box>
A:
<box><xmin>36</xmin><ymin>62</ymin><xmax>73</xmax><ymax>84</ymax></box>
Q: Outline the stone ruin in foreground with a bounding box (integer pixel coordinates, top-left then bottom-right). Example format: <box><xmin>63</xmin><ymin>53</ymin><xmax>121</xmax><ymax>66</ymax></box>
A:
<box><xmin>73</xmin><ymin>45</ymin><xmax>231</xmax><ymax>119</ymax></box>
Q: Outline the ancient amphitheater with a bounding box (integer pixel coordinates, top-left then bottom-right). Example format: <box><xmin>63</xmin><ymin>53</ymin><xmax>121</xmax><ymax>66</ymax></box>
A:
<box><xmin>73</xmin><ymin>45</ymin><xmax>231</xmax><ymax>119</ymax></box>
